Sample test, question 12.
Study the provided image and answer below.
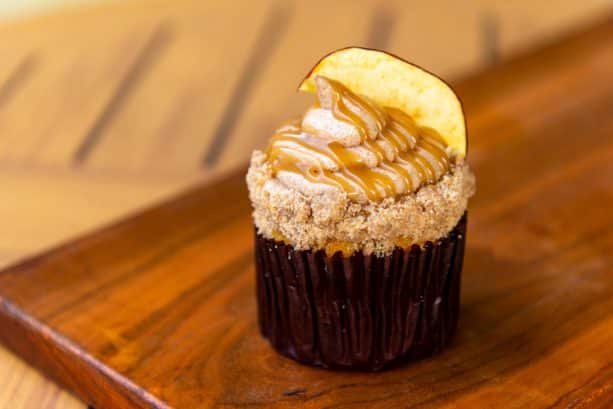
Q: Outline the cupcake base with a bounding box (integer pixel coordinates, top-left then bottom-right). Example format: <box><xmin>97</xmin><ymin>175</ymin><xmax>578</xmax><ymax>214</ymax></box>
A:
<box><xmin>255</xmin><ymin>213</ymin><xmax>467</xmax><ymax>371</ymax></box>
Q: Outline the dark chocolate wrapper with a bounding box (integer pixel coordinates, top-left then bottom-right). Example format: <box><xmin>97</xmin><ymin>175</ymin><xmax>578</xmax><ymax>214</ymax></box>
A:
<box><xmin>255</xmin><ymin>213</ymin><xmax>467</xmax><ymax>371</ymax></box>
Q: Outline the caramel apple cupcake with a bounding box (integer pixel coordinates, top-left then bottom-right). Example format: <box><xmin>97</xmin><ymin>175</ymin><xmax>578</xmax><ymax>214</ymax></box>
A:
<box><xmin>247</xmin><ymin>48</ymin><xmax>475</xmax><ymax>371</ymax></box>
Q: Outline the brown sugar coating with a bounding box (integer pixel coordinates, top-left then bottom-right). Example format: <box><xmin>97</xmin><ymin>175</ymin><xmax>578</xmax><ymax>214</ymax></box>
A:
<box><xmin>247</xmin><ymin>150</ymin><xmax>474</xmax><ymax>255</ymax></box>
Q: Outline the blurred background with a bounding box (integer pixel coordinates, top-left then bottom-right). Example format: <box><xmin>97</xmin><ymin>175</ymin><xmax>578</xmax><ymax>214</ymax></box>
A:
<box><xmin>0</xmin><ymin>0</ymin><xmax>611</xmax><ymax>407</ymax></box>
<box><xmin>1</xmin><ymin>0</ymin><xmax>612</xmax><ymax>271</ymax></box>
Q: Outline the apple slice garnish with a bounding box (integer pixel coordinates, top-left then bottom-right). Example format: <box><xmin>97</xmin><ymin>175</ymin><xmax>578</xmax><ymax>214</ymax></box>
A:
<box><xmin>299</xmin><ymin>47</ymin><xmax>466</xmax><ymax>157</ymax></box>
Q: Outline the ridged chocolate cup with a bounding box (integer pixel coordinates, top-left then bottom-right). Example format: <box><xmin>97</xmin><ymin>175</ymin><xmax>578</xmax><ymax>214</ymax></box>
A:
<box><xmin>255</xmin><ymin>213</ymin><xmax>467</xmax><ymax>371</ymax></box>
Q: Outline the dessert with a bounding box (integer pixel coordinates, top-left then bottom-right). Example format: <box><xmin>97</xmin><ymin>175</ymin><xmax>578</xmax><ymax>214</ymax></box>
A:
<box><xmin>247</xmin><ymin>48</ymin><xmax>475</xmax><ymax>370</ymax></box>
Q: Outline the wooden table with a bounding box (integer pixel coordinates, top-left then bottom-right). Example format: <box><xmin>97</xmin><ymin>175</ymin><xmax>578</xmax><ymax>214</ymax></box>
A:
<box><xmin>1</xmin><ymin>1</ymin><xmax>612</xmax><ymax>408</ymax></box>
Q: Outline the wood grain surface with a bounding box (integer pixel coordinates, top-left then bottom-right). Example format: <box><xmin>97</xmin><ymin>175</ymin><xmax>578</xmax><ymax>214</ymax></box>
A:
<box><xmin>2</xmin><ymin>0</ymin><xmax>613</xmax><ymax>408</ymax></box>
<box><xmin>1</xmin><ymin>12</ymin><xmax>613</xmax><ymax>408</ymax></box>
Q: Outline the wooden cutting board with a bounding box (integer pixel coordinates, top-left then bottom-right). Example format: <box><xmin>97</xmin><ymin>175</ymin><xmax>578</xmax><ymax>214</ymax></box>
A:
<box><xmin>1</xmin><ymin>17</ymin><xmax>613</xmax><ymax>409</ymax></box>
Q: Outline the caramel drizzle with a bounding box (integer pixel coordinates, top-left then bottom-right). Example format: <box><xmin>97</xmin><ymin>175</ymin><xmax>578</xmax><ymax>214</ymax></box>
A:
<box><xmin>266</xmin><ymin>78</ymin><xmax>452</xmax><ymax>201</ymax></box>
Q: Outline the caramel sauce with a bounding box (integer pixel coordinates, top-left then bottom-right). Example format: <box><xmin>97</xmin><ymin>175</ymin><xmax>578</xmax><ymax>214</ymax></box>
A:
<box><xmin>394</xmin><ymin>236</ymin><xmax>416</xmax><ymax>250</ymax></box>
<box><xmin>266</xmin><ymin>77</ymin><xmax>452</xmax><ymax>201</ymax></box>
<box><xmin>324</xmin><ymin>241</ymin><xmax>356</xmax><ymax>257</ymax></box>
<box><xmin>271</xmin><ymin>229</ymin><xmax>290</xmax><ymax>243</ymax></box>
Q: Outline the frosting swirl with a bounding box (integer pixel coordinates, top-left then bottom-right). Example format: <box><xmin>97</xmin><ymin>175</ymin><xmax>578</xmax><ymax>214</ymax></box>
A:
<box><xmin>265</xmin><ymin>76</ymin><xmax>453</xmax><ymax>202</ymax></box>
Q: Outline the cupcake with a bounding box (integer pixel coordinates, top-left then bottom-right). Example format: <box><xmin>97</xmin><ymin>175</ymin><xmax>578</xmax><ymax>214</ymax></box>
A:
<box><xmin>247</xmin><ymin>48</ymin><xmax>475</xmax><ymax>371</ymax></box>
